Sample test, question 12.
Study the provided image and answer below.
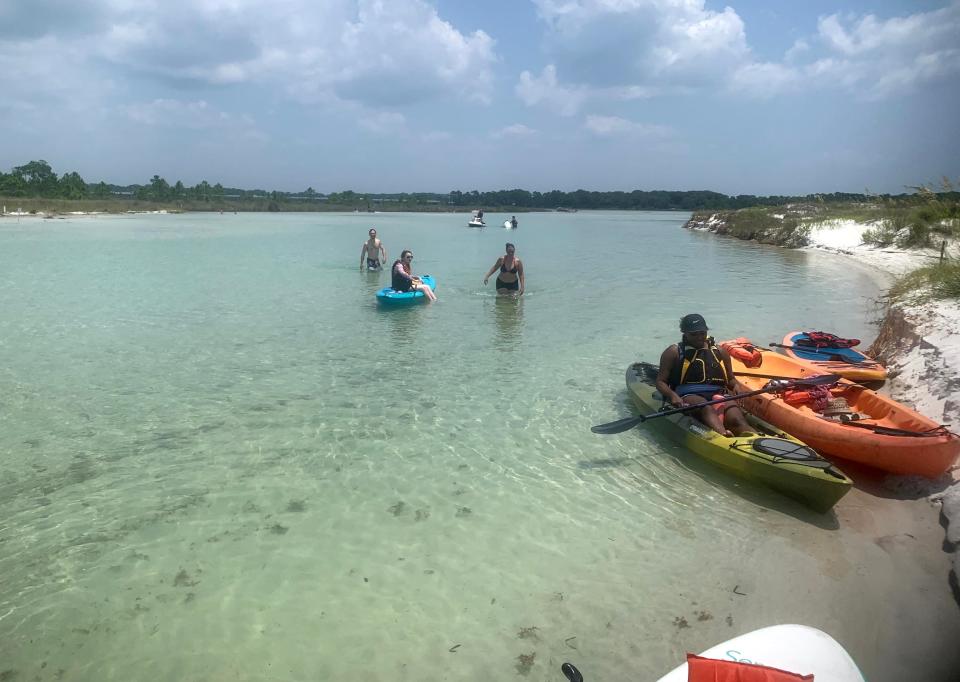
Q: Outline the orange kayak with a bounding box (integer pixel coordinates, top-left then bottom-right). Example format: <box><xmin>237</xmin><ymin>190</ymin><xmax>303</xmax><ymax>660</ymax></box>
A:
<box><xmin>724</xmin><ymin>345</ymin><xmax>959</xmax><ymax>478</ymax></box>
<box><xmin>777</xmin><ymin>331</ymin><xmax>887</xmax><ymax>382</ymax></box>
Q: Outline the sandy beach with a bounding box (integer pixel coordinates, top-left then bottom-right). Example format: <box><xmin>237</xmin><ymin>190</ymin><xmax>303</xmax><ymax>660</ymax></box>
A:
<box><xmin>803</xmin><ymin>220</ymin><xmax>960</xmax><ymax>602</ymax></box>
<box><xmin>683</xmin><ymin>214</ymin><xmax>960</xmax><ymax>677</ymax></box>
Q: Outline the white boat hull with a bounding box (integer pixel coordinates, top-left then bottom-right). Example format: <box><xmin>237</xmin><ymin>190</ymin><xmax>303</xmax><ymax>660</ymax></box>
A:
<box><xmin>655</xmin><ymin>625</ymin><xmax>864</xmax><ymax>682</ymax></box>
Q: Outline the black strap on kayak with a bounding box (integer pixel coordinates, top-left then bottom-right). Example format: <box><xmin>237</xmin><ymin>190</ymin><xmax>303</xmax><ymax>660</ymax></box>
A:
<box><xmin>840</xmin><ymin>421</ymin><xmax>954</xmax><ymax>438</ymax></box>
<box><xmin>733</xmin><ymin>438</ymin><xmax>833</xmax><ymax>468</ymax></box>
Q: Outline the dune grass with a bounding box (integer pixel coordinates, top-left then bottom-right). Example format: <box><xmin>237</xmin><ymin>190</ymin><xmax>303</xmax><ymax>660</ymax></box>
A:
<box><xmin>889</xmin><ymin>262</ymin><xmax>960</xmax><ymax>302</ymax></box>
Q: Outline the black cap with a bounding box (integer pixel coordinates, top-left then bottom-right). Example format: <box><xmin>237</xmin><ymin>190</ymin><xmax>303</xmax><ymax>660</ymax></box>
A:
<box><xmin>680</xmin><ymin>314</ymin><xmax>708</xmax><ymax>333</ymax></box>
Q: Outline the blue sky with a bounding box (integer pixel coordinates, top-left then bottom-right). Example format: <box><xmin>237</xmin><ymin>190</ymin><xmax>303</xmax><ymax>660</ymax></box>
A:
<box><xmin>1</xmin><ymin>0</ymin><xmax>958</xmax><ymax>195</ymax></box>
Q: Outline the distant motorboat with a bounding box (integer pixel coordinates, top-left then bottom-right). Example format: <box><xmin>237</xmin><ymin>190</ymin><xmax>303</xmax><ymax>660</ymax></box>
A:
<box><xmin>467</xmin><ymin>218</ymin><xmax>485</xmax><ymax>228</ymax></box>
<box><xmin>556</xmin><ymin>207</ymin><xmax>578</xmax><ymax>213</ymax></box>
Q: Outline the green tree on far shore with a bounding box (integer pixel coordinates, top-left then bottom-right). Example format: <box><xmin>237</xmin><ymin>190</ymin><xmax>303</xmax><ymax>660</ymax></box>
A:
<box><xmin>3</xmin><ymin>159</ymin><xmax>959</xmax><ymax>214</ymax></box>
<box><xmin>59</xmin><ymin>171</ymin><xmax>87</xmax><ymax>199</ymax></box>
<box><xmin>15</xmin><ymin>160</ymin><xmax>59</xmax><ymax>196</ymax></box>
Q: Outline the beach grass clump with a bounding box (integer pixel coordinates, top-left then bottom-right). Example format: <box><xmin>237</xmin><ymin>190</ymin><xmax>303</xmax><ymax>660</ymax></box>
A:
<box><xmin>894</xmin><ymin>184</ymin><xmax>960</xmax><ymax>247</ymax></box>
<box><xmin>723</xmin><ymin>207</ymin><xmax>808</xmax><ymax>246</ymax></box>
<box><xmin>889</xmin><ymin>262</ymin><xmax>960</xmax><ymax>303</ymax></box>
<box><xmin>862</xmin><ymin>218</ymin><xmax>901</xmax><ymax>246</ymax></box>
<box><xmin>861</xmin><ymin>209</ymin><xmax>960</xmax><ymax>248</ymax></box>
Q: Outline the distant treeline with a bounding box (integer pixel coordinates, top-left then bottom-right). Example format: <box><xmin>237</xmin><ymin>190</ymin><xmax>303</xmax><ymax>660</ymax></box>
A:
<box><xmin>1</xmin><ymin>159</ymin><xmax>955</xmax><ymax>212</ymax></box>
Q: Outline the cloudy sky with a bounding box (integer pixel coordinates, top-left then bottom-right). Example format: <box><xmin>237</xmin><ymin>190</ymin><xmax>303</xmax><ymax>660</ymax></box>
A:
<box><xmin>1</xmin><ymin>0</ymin><xmax>958</xmax><ymax>194</ymax></box>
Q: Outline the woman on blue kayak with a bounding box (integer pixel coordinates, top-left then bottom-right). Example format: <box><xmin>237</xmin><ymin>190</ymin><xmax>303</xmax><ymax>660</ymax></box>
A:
<box><xmin>391</xmin><ymin>250</ymin><xmax>437</xmax><ymax>301</ymax></box>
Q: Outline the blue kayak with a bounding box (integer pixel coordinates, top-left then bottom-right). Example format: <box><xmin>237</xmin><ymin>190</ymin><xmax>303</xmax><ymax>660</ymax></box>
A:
<box><xmin>786</xmin><ymin>331</ymin><xmax>870</xmax><ymax>364</ymax></box>
<box><xmin>781</xmin><ymin>330</ymin><xmax>887</xmax><ymax>382</ymax></box>
<box><xmin>376</xmin><ymin>275</ymin><xmax>436</xmax><ymax>306</ymax></box>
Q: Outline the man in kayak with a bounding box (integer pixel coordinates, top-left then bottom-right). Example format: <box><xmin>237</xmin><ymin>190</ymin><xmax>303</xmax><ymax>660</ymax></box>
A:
<box><xmin>655</xmin><ymin>314</ymin><xmax>751</xmax><ymax>437</ymax></box>
<box><xmin>391</xmin><ymin>250</ymin><xmax>437</xmax><ymax>301</ymax></box>
<box><xmin>360</xmin><ymin>228</ymin><xmax>387</xmax><ymax>270</ymax></box>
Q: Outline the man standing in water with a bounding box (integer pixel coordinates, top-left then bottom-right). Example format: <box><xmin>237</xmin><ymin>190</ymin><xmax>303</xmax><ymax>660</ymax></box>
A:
<box><xmin>360</xmin><ymin>228</ymin><xmax>387</xmax><ymax>270</ymax></box>
<box><xmin>655</xmin><ymin>314</ymin><xmax>752</xmax><ymax>437</ymax></box>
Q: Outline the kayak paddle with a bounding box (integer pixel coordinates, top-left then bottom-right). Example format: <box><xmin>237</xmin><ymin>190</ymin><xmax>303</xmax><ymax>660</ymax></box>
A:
<box><xmin>839</xmin><ymin>421</ymin><xmax>953</xmax><ymax>438</ymax></box>
<box><xmin>734</xmin><ymin>370</ymin><xmax>843</xmax><ymax>382</ymax></box>
<box><xmin>590</xmin><ymin>373</ymin><xmax>840</xmax><ymax>435</ymax></box>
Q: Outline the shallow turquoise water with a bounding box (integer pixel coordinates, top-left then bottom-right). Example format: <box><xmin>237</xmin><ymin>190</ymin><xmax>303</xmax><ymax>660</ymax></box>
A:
<box><xmin>0</xmin><ymin>211</ymin><xmax>943</xmax><ymax>681</ymax></box>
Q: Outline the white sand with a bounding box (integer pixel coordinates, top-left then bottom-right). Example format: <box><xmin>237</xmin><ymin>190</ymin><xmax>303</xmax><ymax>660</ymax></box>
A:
<box><xmin>803</xmin><ymin>220</ymin><xmax>960</xmax><ymax>594</ymax></box>
<box><xmin>803</xmin><ymin>219</ymin><xmax>945</xmax><ymax>277</ymax></box>
<box><xmin>803</xmin><ymin>220</ymin><xmax>959</xmax><ymax>425</ymax></box>
<box><xmin>689</xmin><ymin>214</ymin><xmax>960</xmax><ymax>618</ymax></box>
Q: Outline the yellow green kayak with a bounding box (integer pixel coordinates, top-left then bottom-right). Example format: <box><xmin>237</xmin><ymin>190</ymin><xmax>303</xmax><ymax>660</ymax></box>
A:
<box><xmin>626</xmin><ymin>362</ymin><xmax>851</xmax><ymax>513</ymax></box>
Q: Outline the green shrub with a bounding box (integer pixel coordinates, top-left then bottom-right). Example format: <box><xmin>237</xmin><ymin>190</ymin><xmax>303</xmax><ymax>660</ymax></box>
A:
<box><xmin>889</xmin><ymin>262</ymin><xmax>960</xmax><ymax>302</ymax></box>
<box><xmin>896</xmin><ymin>222</ymin><xmax>932</xmax><ymax>248</ymax></box>
<box><xmin>862</xmin><ymin>216</ymin><xmax>903</xmax><ymax>246</ymax></box>
<box><xmin>913</xmin><ymin>205</ymin><xmax>938</xmax><ymax>225</ymax></box>
<box><xmin>723</xmin><ymin>208</ymin><xmax>806</xmax><ymax>246</ymax></box>
<box><xmin>930</xmin><ymin>219</ymin><xmax>960</xmax><ymax>237</ymax></box>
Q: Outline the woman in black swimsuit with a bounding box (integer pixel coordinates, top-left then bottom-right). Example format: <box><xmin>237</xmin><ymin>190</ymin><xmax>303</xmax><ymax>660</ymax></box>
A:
<box><xmin>483</xmin><ymin>243</ymin><xmax>524</xmax><ymax>296</ymax></box>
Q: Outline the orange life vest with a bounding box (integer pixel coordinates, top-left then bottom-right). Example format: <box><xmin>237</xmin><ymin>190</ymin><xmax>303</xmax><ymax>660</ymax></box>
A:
<box><xmin>719</xmin><ymin>337</ymin><xmax>763</xmax><ymax>368</ymax></box>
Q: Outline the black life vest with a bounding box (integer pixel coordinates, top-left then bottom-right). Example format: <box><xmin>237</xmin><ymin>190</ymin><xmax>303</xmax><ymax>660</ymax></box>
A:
<box><xmin>391</xmin><ymin>260</ymin><xmax>412</xmax><ymax>291</ymax></box>
<box><xmin>668</xmin><ymin>337</ymin><xmax>729</xmax><ymax>389</ymax></box>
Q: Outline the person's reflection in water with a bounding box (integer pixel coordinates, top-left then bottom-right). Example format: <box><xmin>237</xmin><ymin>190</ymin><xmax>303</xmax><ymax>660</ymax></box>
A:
<box><xmin>492</xmin><ymin>295</ymin><xmax>524</xmax><ymax>350</ymax></box>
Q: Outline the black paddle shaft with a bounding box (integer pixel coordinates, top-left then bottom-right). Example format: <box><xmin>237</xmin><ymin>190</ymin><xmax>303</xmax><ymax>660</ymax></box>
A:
<box><xmin>591</xmin><ymin>373</ymin><xmax>840</xmax><ymax>435</ymax></box>
<box><xmin>644</xmin><ymin>376</ymin><xmax>838</xmax><ymax>420</ymax></box>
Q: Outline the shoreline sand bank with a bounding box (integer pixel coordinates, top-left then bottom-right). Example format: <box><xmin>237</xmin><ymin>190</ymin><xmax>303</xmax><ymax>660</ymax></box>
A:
<box><xmin>689</xmin><ymin>215</ymin><xmax>960</xmax><ymax>611</ymax></box>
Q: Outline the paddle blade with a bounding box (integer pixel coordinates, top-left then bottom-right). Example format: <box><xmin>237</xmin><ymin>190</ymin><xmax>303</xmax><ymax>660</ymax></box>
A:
<box><xmin>561</xmin><ymin>663</ymin><xmax>584</xmax><ymax>682</ymax></box>
<box><xmin>590</xmin><ymin>414</ymin><xmax>644</xmax><ymax>434</ymax></box>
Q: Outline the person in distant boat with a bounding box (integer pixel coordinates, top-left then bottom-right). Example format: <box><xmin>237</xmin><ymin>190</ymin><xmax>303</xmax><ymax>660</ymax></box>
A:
<box><xmin>477</xmin><ymin>209</ymin><xmax>484</xmax><ymax>222</ymax></box>
<box><xmin>510</xmin><ymin>216</ymin><xmax>518</xmax><ymax>228</ymax></box>
<box><xmin>483</xmin><ymin>242</ymin><xmax>524</xmax><ymax>296</ymax></box>
<box><xmin>360</xmin><ymin>228</ymin><xmax>387</xmax><ymax>270</ymax></box>
<box><xmin>655</xmin><ymin>314</ymin><xmax>751</xmax><ymax>437</ymax></box>
<box><xmin>391</xmin><ymin>250</ymin><xmax>437</xmax><ymax>301</ymax></box>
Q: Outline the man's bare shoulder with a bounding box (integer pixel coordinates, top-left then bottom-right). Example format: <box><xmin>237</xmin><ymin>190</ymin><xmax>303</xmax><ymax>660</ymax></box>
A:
<box><xmin>658</xmin><ymin>344</ymin><xmax>678</xmax><ymax>366</ymax></box>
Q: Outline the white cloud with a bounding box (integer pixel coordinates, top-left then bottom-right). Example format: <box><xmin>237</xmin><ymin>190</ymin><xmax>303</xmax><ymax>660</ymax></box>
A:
<box><xmin>730</xmin><ymin>5</ymin><xmax>960</xmax><ymax>100</ymax></box>
<box><xmin>125</xmin><ymin>99</ymin><xmax>220</xmax><ymax>128</ymax></box>
<box><xmin>421</xmin><ymin>131</ymin><xmax>453</xmax><ymax>142</ymax></box>
<box><xmin>808</xmin><ymin>5</ymin><xmax>960</xmax><ymax>98</ymax></box>
<box><xmin>584</xmin><ymin>115</ymin><xmax>671</xmax><ymax>137</ymax></box>
<box><xmin>123</xmin><ymin>98</ymin><xmax>269</xmax><ymax>141</ymax></box>
<box><xmin>729</xmin><ymin>62</ymin><xmax>803</xmax><ymax>98</ymax></box>
<box><xmin>531</xmin><ymin>0</ymin><xmax>749</xmax><ymax>87</ymax></box>
<box><xmin>358</xmin><ymin>111</ymin><xmax>406</xmax><ymax>134</ymax></box>
<box><xmin>1</xmin><ymin>0</ymin><xmax>497</xmax><ymax>109</ymax></box>
<box><xmin>816</xmin><ymin>10</ymin><xmax>955</xmax><ymax>56</ymax></box>
<box><xmin>516</xmin><ymin>65</ymin><xmax>587</xmax><ymax>116</ymax></box>
<box><xmin>785</xmin><ymin>39</ymin><xmax>810</xmax><ymax>63</ymax></box>
<box><xmin>522</xmin><ymin>1</ymin><xmax>960</xmax><ymax>105</ymax></box>
<box><xmin>491</xmin><ymin>124</ymin><xmax>537</xmax><ymax>139</ymax></box>
<box><xmin>0</xmin><ymin>34</ymin><xmax>115</xmax><ymax>137</ymax></box>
